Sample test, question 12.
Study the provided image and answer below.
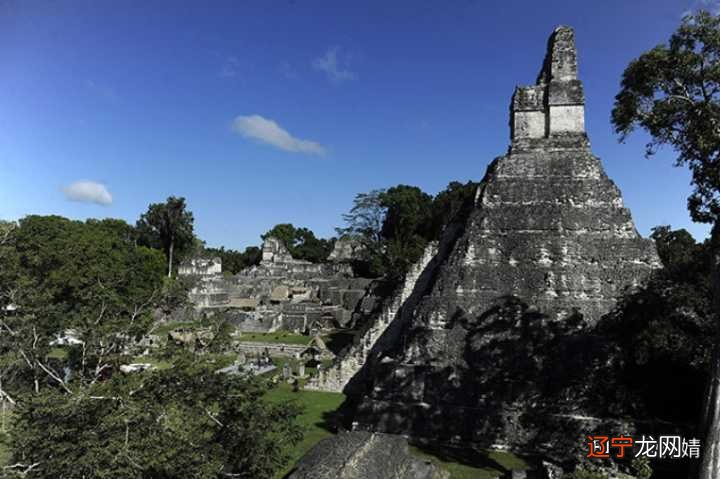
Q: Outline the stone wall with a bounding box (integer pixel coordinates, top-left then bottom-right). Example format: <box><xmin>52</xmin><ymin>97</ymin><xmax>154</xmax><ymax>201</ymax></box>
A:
<box><xmin>288</xmin><ymin>431</ymin><xmax>449</xmax><ymax>479</ymax></box>
<box><xmin>306</xmin><ymin>242</ymin><xmax>439</xmax><ymax>392</ymax></box>
<box><xmin>178</xmin><ymin>257</ymin><xmax>222</xmax><ymax>276</ymax></box>
<box><xmin>328</xmin><ymin>236</ymin><xmax>363</xmax><ymax>262</ymax></box>
<box><xmin>511</xmin><ymin>26</ymin><xmax>585</xmax><ymax>145</ymax></box>
<box><xmin>247</xmin><ymin>236</ymin><xmax>351</xmax><ymax>279</ymax></box>
<box><xmin>261</xmin><ymin>236</ymin><xmax>295</xmax><ymax>263</ymax></box>
<box><xmin>186</xmin><ymin>237</ymin><xmax>372</xmax><ymax>334</ymax></box>
<box><xmin>234</xmin><ymin>341</ymin><xmax>307</xmax><ymax>358</ymax></box>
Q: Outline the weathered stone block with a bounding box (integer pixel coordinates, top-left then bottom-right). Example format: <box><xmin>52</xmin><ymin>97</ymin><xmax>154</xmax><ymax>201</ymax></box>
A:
<box><xmin>513</xmin><ymin>111</ymin><xmax>546</xmax><ymax>139</ymax></box>
<box><xmin>511</xmin><ymin>26</ymin><xmax>586</xmax><ymax>146</ymax></box>
<box><xmin>549</xmin><ymin>105</ymin><xmax>584</xmax><ymax>134</ymax></box>
<box><xmin>547</xmin><ymin>79</ymin><xmax>584</xmax><ymax>105</ymax></box>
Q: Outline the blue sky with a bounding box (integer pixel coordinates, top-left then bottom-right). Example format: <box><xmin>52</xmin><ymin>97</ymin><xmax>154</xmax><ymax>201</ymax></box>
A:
<box><xmin>0</xmin><ymin>0</ymin><xmax>714</xmax><ymax>249</ymax></box>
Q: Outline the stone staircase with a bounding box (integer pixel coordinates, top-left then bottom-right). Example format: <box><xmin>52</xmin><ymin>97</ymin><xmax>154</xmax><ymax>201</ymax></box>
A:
<box><xmin>306</xmin><ymin>243</ymin><xmax>438</xmax><ymax>392</ymax></box>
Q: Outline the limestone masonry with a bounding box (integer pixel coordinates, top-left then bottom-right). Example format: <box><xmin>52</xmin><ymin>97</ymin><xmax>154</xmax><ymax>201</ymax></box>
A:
<box><xmin>335</xmin><ymin>26</ymin><xmax>660</xmax><ymax>455</ymax></box>
<box><xmin>511</xmin><ymin>26</ymin><xmax>585</xmax><ymax>146</ymax></box>
<box><xmin>182</xmin><ymin>236</ymin><xmax>374</xmax><ymax>334</ymax></box>
<box><xmin>311</xmin><ymin>26</ymin><xmax>660</xmax><ymax>398</ymax></box>
<box><xmin>306</xmin><ymin>241</ymin><xmax>439</xmax><ymax>392</ymax></box>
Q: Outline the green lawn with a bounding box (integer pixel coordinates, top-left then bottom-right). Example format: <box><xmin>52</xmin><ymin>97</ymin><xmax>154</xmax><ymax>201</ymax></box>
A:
<box><xmin>264</xmin><ymin>383</ymin><xmax>346</xmax><ymax>478</ymax></box>
<box><xmin>409</xmin><ymin>444</ymin><xmax>529</xmax><ymax>479</ymax></box>
<box><xmin>206</xmin><ymin>353</ymin><xmax>237</xmax><ymax>369</ymax></box>
<box><xmin>262</xmin><ymin>383</ymin><xmax>529</xmax><ymax>479</ymax></box>
<box><xmin>238</xmin><ymin>331</ymin><xmax>310</xmax><ymax>345</ymax></box>
<box><xmin>130</xmin><ymin>352</ymin><xmax>236</xmax><ymax>371</ymax></box>
<box><xmin>266</xmin><ymin>357</ymin><xmax>324</xmax><ymax>387</ymax></box>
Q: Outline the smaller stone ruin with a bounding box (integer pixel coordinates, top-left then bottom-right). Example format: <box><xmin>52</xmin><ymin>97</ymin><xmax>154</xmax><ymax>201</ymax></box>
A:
<box><xmin>180</xmin><ymin>236</ymin><xmax>376</xmax><ymax>336</ymax></box>
<box><xmin>328</xmin><ymin>236</ymin><xmax>364</xmax><ymax>262</ymax></box>
<box><xmin>261</xmin><ymin>236</ymin><xmax>296</xmax><ymax>264</ymax></box>
<box><xmin>178</xmin><ymin>257</ymin><xmax>222</xmax><ymax>276</ymax></box>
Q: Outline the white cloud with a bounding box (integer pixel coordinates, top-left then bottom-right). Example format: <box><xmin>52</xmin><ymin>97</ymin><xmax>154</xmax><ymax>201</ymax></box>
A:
<box><xmin>232</xmin><ymin>115</ymin><xmax>326</xmax><ymax>156</ymax></box>
<box><xmin>62</xmin><ymin>181</ymin><xmax>113</xmax><ymax>205</ymax></box>
<box><xmin>312</xmin><ymin>46</ymin><xmax>356</xmax><ymax>83</ymax></box>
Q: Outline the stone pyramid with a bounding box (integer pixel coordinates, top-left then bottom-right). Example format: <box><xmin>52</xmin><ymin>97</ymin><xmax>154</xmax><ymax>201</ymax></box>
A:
<box><xmin>428</xmin><ymin>25</ymin><xmax>660</xmax><ymax>325</ymax></box>
<box><xmin>352</xmin><ymin>26</ymin><xmax>660</xmax><ymax>452</ymax></box>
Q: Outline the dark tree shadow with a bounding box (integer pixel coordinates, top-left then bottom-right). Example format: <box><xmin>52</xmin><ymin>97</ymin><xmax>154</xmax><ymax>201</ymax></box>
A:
<box><xmin>409</xmin><ymin>442</ymin><xmax>512</xmax><ymax>474</ymax></box>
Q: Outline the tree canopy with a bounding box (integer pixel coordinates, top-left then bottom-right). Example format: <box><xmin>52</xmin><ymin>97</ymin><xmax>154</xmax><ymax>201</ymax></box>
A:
<box><xmin>0</xmin><ymin>216</ymin><xmax>166</xmax><ymax>400</ymax></box>
<box><xmin>10</xmin><ymin>354</ymin><xmax>302</xmax><ymax>479</ymax></box>
<box><xmin>136</xmin><ymin>197</ymin><xmax>195</xmax><ymax>277</ymax></box>
<box><xmin>204</xmin><ymin>246</ymin><xmax>262</xmax><ymax>274</ymax></box>
<box><xmin>597</xmin><ymin>226</ymin><xmax>713</xmax><ymax>422</ymax></box>
<box><xmin>612</xmin><ymin>11</ymin><xmax>720</xmax><ymax>223</ymax></box>
<box><xmin>338</xmin><ymin>181</ymin><xmax>477</xmax><ymax>278</ymax></box>
<box><xmin>612</xmin><ymin>11</ymin><xmax>720</xmax><ymax>477</ymax></box>
<box><xmin>0</xmin><ymin>215</ymin><xmax>304</xmax><ymax>478</ymax></box>
<box><xmin>261</xmin><ymin>223</ymin><xmax>334</xmax><ymax>263</ymax></box>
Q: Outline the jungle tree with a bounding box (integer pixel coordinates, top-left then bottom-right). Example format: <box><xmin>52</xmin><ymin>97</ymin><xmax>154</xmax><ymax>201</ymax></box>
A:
<box><xmin>611</xmin><ymin>11</ymin><xmax>720</xmax><ymax>477</ymax></box>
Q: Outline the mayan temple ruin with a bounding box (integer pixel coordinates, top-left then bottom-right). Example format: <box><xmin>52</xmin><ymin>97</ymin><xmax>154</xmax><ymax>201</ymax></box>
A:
<box><xmin>179</xmin><ymin>236</ymin><xmax>376</xmax><ymax>338</ymax></box>
<box><xmin>10</xmin><ymin>2</ymin><xmax>716</xmax><ymax>476</ymax></box>
<box><xmin>305</xmin><ymin>26</ymin><xmax>662</xmax><ymax>459</ymax></box>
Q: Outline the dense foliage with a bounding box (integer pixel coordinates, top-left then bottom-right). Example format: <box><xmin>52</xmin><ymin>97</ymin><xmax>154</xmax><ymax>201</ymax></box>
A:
<box><xmin>261</xmin><ymin>223</ymin><xmax>334</xmax><ymax>263</ymax></box>
<box><xmin>0</xmin><ymin>216</ymin><xmax>166</xmax><ymax>399</ymax></box>
<box><xmin>0</xmin><ymin>214</ymin><xmax>304</xmax><ymax>478</ymax></box>
<box><xmin>339</xmin><ymin>181</ymin><xmax>477</xmax><ymax>278</ymax></box>
<box><xmin>10</xmin><ymin>354</ymin><xmax>302</xmax><ymax>479</ymax></box>
<box><xmin>136</xmin><ymin>196</ymin><xmax>195</xmax><ymax>277</ymax></box>
<box><xmin>597</xmin><ymin>226</ymin><xmax>714</xmax><ymax>423</ymax></box>
<box><xmin>612</xmin><ymin>11</ymin><xmax>720</xmax><ymax>224</ymax></box>
<box><xmin>204</xmin><ymin>245</ymin><xmax>262</xmax><ymax>274</ymax></box>
<box><xmin>612</xmin><ymin>11</ymin><xmax>720</xmax><ymax>477</ymax></box>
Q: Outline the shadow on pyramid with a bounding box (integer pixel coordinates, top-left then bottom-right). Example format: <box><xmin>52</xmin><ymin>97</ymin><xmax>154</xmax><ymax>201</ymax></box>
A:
<box><xmin>342</xmin><ymin>26</ymin><xmax>663</xmax><ymax>461</ymax></box>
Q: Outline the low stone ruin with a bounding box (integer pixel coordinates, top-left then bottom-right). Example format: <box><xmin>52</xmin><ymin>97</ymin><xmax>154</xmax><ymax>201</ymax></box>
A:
<box><xmin>288</xmin><ymin>431</ymin><xmax>448</xmax><ymax>479</ymax></box>
<box><xmin>178</xmin><ymin>257</ymin><xmax>222</xmax><ymax>276</ymax></box>
<box><xmin>328</xmin><ymin>236</ymin><xmax>364</xmax><ymax>262</ymax></box>
<box><xmin>181</xmin><ymin>236</ymin><xmax>375</xmax><ymax>335</ymax></box>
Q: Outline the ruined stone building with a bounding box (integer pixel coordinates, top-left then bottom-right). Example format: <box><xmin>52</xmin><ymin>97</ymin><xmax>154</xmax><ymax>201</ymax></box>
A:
<box><xmin>182</xmin><ymin>236</ymin><xmax>374</xmax><ymax>334</ymax></box>
<box><xmin>308</xmin><ymin>26</ymin><xmax>661</xmax><ymax>457</ymax></box>
<box><xmin>178</xmin><ymin>257</ymin><xmax>222</xmax><ymax>276</ymax></box>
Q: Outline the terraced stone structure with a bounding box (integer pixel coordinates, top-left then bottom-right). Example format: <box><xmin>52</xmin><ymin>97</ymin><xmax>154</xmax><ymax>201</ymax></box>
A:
<box><xmin>458</xmin><ymin>25</ymin><xmax>660</xmax><ymax>323</ymax></box>
<box><xmin>182</xmin><ymin>237</ymin><xmax>373</xmax><ymax>333</ymax></box>
<box><xmin>347</xmin><ymin>26</ymin><xmax>660</xmax><ymax>455</ymax></box>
